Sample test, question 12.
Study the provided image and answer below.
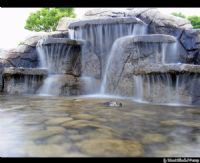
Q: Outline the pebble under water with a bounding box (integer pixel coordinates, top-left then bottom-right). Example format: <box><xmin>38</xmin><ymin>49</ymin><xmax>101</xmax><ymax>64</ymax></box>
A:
<box><xmin>0</xmin><ymin>95</ymin><xmax>200</xmax><ymax>157</ymax></box>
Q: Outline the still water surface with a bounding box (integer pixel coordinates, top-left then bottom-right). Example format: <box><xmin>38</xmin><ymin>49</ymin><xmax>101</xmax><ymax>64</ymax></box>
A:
<box><xmin>0</xmin><ymin>95</ymin><xmax>200</xmax><ymax>157</ymax></box>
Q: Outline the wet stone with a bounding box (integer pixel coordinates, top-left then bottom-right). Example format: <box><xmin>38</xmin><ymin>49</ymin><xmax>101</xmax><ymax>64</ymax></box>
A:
<box><xmin>103</xmin><ymin>101</ymin><xmax>122</xmax><ymax>108</ymax></box>
<box><xmin>142</xmin><ymin>133</ymin><xmax>167</xmax><ymax>144</ymax></box>
<box><xmin>29</xmin><ymin>126</ymin><xmax>66</xmax><ymax>140</ymax></box>
<box><xmin>45</xmin><ymin>117</ymin><xmax>73</xmax><ymax>125</ymax></box>
<box><xmin>76</xmin><ymin>138</ymin><xmax>143</xmax><ymax>157</ymax></box>
<box><xmin>71</xmin><ymin>113</ymin><xmax>97</xmax><ymax>120</ymax></box>
<box><xmin>24</xmin><ymin>144</ymin><xmax>71</xmax><ymax>157</ymax></box>
<box><xmin>45</xmin><ymin>135</ymin><xmax>68</xmax><ymax>144</ymax></box>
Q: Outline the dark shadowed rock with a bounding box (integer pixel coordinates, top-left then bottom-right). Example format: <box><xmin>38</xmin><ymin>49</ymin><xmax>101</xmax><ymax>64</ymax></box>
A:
<box><xmin>180</xmin><ymin>29</ymin><xmax>200</xmax><ymax>51</ymax></box>
<box><xmin>83</xmin><ymin>8</ymin><xmax>192</xmax><ymax>42</ymax></box>
<box><xmin>0</xmin><ymin>31</ymin><xmax>69</xmax><ymax>69</ymax></box>
<box><xmin>84</xmin><ymin>8</ymin><xmax>192</xmax><ymax>29</ymax></box>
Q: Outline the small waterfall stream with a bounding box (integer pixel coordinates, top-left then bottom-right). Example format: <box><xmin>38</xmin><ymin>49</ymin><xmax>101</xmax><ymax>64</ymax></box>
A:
<box><xmin>69</xmin><ymin>21</ymin><xmax>147</xmax><ymax>95</ymax></box>
<box><xmin>36</xmin><ymin>37</ymin><xmax>80</xmax><ymax>96</ymax></box>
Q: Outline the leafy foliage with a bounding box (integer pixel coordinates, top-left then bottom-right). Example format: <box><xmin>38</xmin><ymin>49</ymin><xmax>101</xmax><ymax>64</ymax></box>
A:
<box><xmin>171</xmin><ymin>12</ymin><xmax>200</xmax><ymax>29</ymax></box>
<box><xmin>188</xmin><ymin>16</ymin><xmax>200</xmax><ymax>29</ymax></box>
<box><xmin>171</xmin><ymin>12</ymin><xmax>186</xmax><ymax>18</ymax></box>
<box><xmin>25</xmin><ymin>8</ymin><xmax>76</xmax><ymax>32</ymax></box>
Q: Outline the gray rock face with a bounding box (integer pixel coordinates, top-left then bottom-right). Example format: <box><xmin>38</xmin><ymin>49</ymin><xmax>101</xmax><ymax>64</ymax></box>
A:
<box><xmin>68</xmin><ymin>17</ymin><xmax>144</xmax><ymax>29</ymax></box>
<box><xmin>3</xmin><ymin>46</ymin><xmax>38</xmax><ymax>68</ymax></box>
<box><xmin>83</xmin><ymin>8</ymin><xmax>200</xmax><ymax>65</ymax></box>
<box><xmin>84</xmin><ymin>8</ymin><xmax>192</xmax><ymax>30</ymax></box>
<box><xmin>180</xmin><ymin>29</ymin><xmax>200</xmax><ymax>51</ymax></box>
<box><xmin>120</xmin><ymin>34</ymin><xmax>176</xmax><ymax>43</ymax></box>
<box><xmin>85</xmin><ymin>8</ymin><xmax>192</xmax><ymax>47</ymax></box>
<box><xmin>132</xmin><ymin>64</ymin><xmax>200</xmax><ymax>75</ymax></box>
<box><xmin>0</xmin><ymin>31</ymin><xmax>69</xmax><ymax>69</ymax></box>
<box><xmin>2</xmin><ymin>67</ymin><xmax>48</xmax><ymax>95</ymax></box>
<box><xmin>56</xmin><ymin>17</ymin><xmax>75</xmax><ymax>31</ymax></box>
<box><xmin>84</xmin><ymin>8</ymin><xmax>127</xmax><ymax>18</ymax></box>
<box><xmin>39</xmin><ymin>74</ymin><xmax>82</xmax><ymax>96</ymax></box>
<box><xmin>180</xmin><ymin>29</ymin><xmax>200</xmax><ymax>64</ymax></box>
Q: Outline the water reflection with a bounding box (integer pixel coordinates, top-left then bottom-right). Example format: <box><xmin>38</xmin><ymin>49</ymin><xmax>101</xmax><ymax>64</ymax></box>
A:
<box><xmin>0</xmin><ymin>95</ymin><xmax>200</xmax><ymax>157</ymax></box>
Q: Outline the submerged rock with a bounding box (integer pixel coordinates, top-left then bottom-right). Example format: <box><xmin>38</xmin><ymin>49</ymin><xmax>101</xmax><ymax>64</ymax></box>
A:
<box><xmin>103</xmin><ymin>101</ymin><xmax>122</xmax><ymax>107</ymax></box>
<box><xmin>76</xmin><ymin>138</ymin><xmax>143</xmax><ymax>157</ymax></box>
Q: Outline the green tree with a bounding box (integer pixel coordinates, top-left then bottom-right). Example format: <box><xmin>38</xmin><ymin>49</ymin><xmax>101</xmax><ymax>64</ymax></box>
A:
<box><xmin>25</xmin><ymin>8</ymin><xmax>76</xmax><ymax>32</ymax></box>
<box><xmin>188</xmin><ymin>16</ymin><xmax>200</xmax><ymax>29</ymax></box>
<box><xmin>171</xmin><ymin>12</ymin><xmax>200</xmax><ymax>29</ymax></box>
<box><xmin>171</xmin><ymin>12</ymin><xmax>186</xmax><ymax>18</ymax></box>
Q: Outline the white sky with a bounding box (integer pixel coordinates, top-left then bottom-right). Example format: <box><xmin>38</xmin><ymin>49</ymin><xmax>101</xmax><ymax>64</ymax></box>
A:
<box><xmin>0</xmin><ymin>8</ymin><xmax>200</xmax><ymax>50</ymax></box>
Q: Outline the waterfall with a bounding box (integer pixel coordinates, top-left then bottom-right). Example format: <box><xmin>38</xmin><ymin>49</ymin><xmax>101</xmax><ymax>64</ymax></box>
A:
<box><xmin>69</xmin><ymin>22</ymin><xmax>147</xmax><ymax>95</ymax></box>
<box><xmin>37</xmin><ymin>39</ymin><xmax>74</xmax><ymax>74</ymax></box>
<box><xmin>132</xmin><ymin>73</ymin><xmax>200</xmax><ymax>105</ymax></box>
<box><xmin>133</xmin><ymin>75</ymin><xmax>143</xmax><ymax>102</ymax></box>
<box><xmin>36</xmin><ymin>37</ymin><xmax>81</xmax><ymax>96</ymax></box>
<box><xmin>161</xmin><ymin>39</ymin><xmax>179</xmax><ymax>64</ymax></box>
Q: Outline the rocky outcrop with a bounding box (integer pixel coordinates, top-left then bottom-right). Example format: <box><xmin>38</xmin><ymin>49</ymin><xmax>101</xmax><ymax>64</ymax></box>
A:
<box><xmin>0</xmin><ymin>31</ymin><xmax>69</xmax><ymax>69</ymax></box>
<box><xmin>83</xmin><ymin>8</ymin><xmax>200</xmax><ymax>65</ymax></box>
<box><xmin>180</xmin><ymin>29</ymin><xmax>200</xmax><ymax>51</ymax></box>
<box><xmin>56</xmin><ymin>17</ymin><xmax>75</xmax><ymax>31</ymax></box>
<box><xmin>84</xmin><ymin>8</ymin><xmax>192</xmax><ymax>30</ymax></box>
<box><xmin>68</xmin><ymin>17</ymin><xmax>144</xmax><ymax>28</ymax></box>
<box><xmin>132</xmin><ymin>64</ymin><xmax>200</xmax><ymax>75</ymax></box>
<box><xmin>2</xmin><ymin>67</ymin><xmax>48</xmax><ymax>95</ymax></box>
<box><xmin>179</xmin><ymin>29</ymin><xmax>200</xmax><ymax>64</ymax></box>
<box><xmin>2</xmin><ymin>67</ymin><xmax>48</xmax><ymax>76</ymax></box>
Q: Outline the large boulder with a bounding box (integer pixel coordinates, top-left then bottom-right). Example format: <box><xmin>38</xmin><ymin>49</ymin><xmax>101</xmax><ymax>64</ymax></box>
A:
<box><xmin>180</xmin><ymin>29</ymin><xmax>200</xmax><ymax>51</ymax></box>
<box><xmin>84</xmin><ymin>8</ymin><xmax>200</xmax><ymax>65</ymax></box>
<box><xmin>102</xmin><ymin>34</ymin><xmax>187</xmax><ymax>96</ymax></box>
<box><xmin>84</xmin><ymin>8</ymin><xmax>192</xmax><ymax>31</ymax></box>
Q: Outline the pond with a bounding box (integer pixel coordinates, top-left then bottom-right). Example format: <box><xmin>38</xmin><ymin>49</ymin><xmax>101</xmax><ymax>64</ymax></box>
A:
<box><xmin>0</xmin><ymin>95</ymin><xmax>200</xmax><ymax>157</ymax></box>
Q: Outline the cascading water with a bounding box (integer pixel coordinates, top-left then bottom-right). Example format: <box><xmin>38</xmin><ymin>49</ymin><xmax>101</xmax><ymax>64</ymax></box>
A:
<box><xmin>69</xmin><ymin>19</ymin><xmax>147</xmax><ymax>95</ymax></box>
<box><xmin>36</xmin><ymin>37</ymin><xmax>81</xmax><ymax>96</ymax></box>
<box><xmin>35</xmin><ymin>17</ymin><xmax>196</xmax><ymax>105</ymax></box>
<box><xmin>161</xmin><ymin>39</ymin><xmax>179</xmax><ymax>64</ymax></box>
